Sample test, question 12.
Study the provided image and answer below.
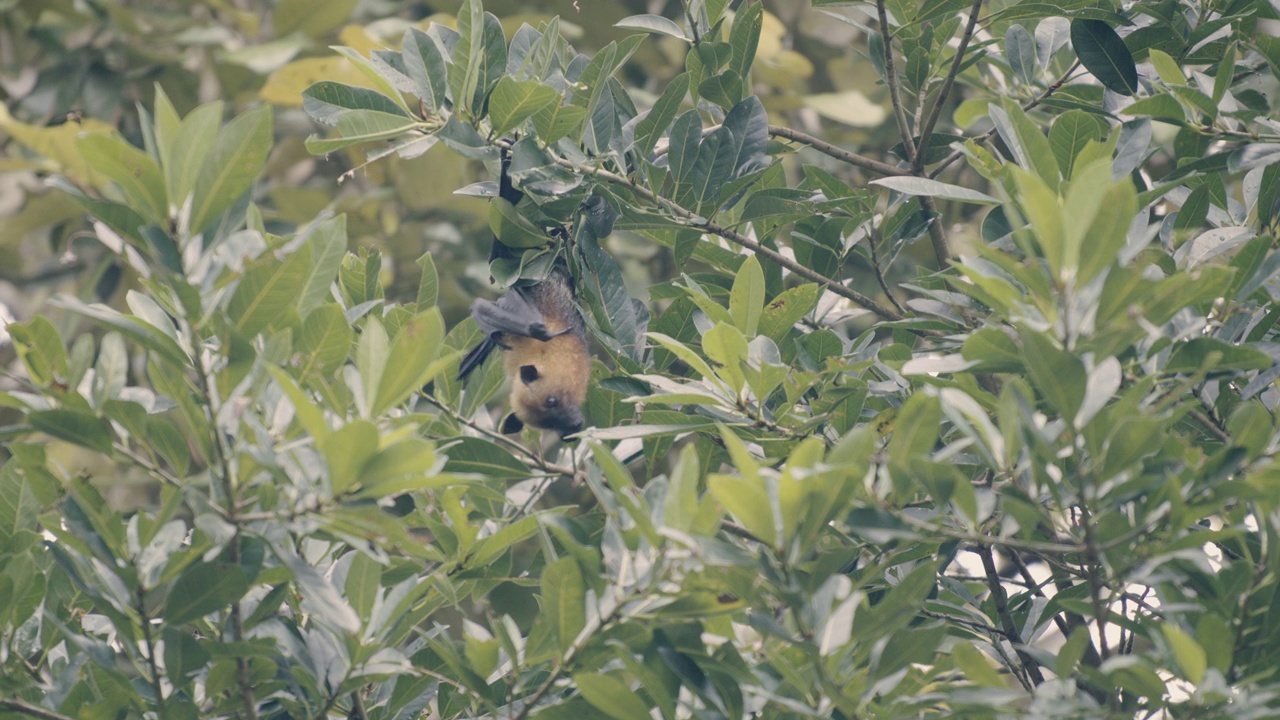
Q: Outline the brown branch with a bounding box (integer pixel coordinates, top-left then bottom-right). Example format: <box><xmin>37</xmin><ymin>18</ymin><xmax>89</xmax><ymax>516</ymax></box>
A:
<box><xmin>419</xmin><ymin>393</ymin><xmax>579</xmax><ymax>479</ymax></box>
<box><xmin>767</xmin><ymin>125</ymin><xmax>908</xmax><ymax>177</ymax></box>
<box><xmin>978</xmin><ymin>546</ymin><xmax>1046</xmax><ymax>686</ymax></box>
<box><xmin>868</xmin><ymin>229</ymin><xmax>907</xmax><ymax>315</ymax></box>
<box><xmin>915</xmin><ymin>0</ymin><xmax>984</xmax><ymax>174</ymax></box>
<box><xmin>876</xmin><ymin>0</ymin><xmax>918</xmax><ymax>167</ymax></box>
<box><xmin>930</xmin><ymin>61</ymin><xmax>1081</xmax><ymax>179</ymax></box>
<box><xmin>0</xmin><ymin>699</ymin><xmax>75</xmax><ymax>720</ymax></box>
<box><xmin>518</xmin><ymin>141</ymin><xmax>906</xmax><ymax>322</ymax></box>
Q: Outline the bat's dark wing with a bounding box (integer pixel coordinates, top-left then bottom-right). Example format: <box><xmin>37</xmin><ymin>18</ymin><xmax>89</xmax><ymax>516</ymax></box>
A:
<box><xmin>471</xmin><ymin>288</ymin><xmax>568</xmax><ymax>341</ymax></box>
<box><xmin>458</xmin><ymin>287</ymin><xmax>567</xmax><ymax>380</ymax></box>
<box><xmin>457</xmin><ymin>336</ymin><xmax>496</xmax><ymax>380</ymax></box>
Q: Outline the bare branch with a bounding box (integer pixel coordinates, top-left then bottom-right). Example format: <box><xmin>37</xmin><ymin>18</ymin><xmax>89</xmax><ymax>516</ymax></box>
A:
<box><xmin>876</xmin><ymin>0</ymin><xmax>918</xmax><ymax>166</ymax></box>
<box><xmin>915</xmin><ymin>0</ymin><xmax>985</xmax><ymax>174</ymax></box>
<box><xmin>767</xmin><ymin>125</ymin><xmax>908</xmax><ymax>177</ymax></box>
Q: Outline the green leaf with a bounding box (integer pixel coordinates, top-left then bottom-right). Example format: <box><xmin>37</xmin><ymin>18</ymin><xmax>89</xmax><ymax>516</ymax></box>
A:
<box><xmin>1163</xmin><ymin>625</ymin><xmax>1207</xmax><ymax>683</ymax></box>
<box><xmin>8</xmin><ymin>316</ymin><xmax>69</xmax><ymax>388</ymax></box>
<box><xmin>574</xmin><ymin>672</ymin><xmax>654</xmax><ymax>720</ymax></box>
<box><xmin>1001</xmin><ymin>98</ymin><xmax>1060</xmax><ymax>190</ymax></box>
<box><xmin>635</xmin><ymin>73</ymin><xmax>689</xmax><ymax>154</ymax></box>
<box><xmin>52</xmin><ymin>296</ymin><xmax>189</xmax><ymax>365</ymax></box>
<box><xmin>1071</xmin><ymin>19</ymin><xmax>1138</xmax><ymax>96</ymax></box>
<box><xmin>663</xmin><ymin>445</ymin><xmax>701</xmax><ymax>533</ymax></box>
<box><xmin>728</xmin><ymin>2</ymin><xmax>763</xmax><ymax>81</ymax></box>
<box><xmin>441</xmin><ymin>438</ymin><xmax>529</xmax><ymax>479</ymax></box>
<box><xmin>531</xmin><ymin>101</ymin><xmax>588</xmax><ymax>146</ymax></box>
<box><xmin>358</xmin><ymin>438</ymin><xmax>455</xmax><ymax>496</ymax></box>
<box><xmin>729</xmin><ymin>255</ymin><xmax>765</xmax><ymax>337</ymax></box>
<box><xmin>402</xmin><ymin>28</ymin><xmax>450</xmax><ymax>111</ymax></box>
<box><xmin>345</xmin><ymin>552</ymin><xmax>382</xmax><ymax>622</ymax></box>
<box><xmin>1124</xmin><ymin>93</ymin><xmax>1186</xmax><ymax>123</ymax></box>
<box><xmin>722</xmin><ymin>95</ymin><xmax>770</xmax><ymax>180</ymax></box>
<box><xmin>1006</xmin><ymin>24</ymin><xmax>1038</xmax><ymax>85</ymax></box>
<box><xmin>148</xmin><ymin>416</ymin><xmax>191</xmax><ymax>476</ymax></box>
<box><xmin>1056</xmin><ymin>626</ymin><xmax>1092</xmax><ymax>676</ymax></box>
<box><xmin>274</xmin><ymin>543</ymin><xmax>361</xmax><ymax>633</ymax></box>
<box><xmin>28</xmin><ymin>409</ymin><xmax>114</xmax><ymax>454</ymax></box>
<box><xmin>0</xmin><ymin>464</ymin><xmax>40</xmax><ymax>545</ymax></box>
<box><xmin>870</xmin><ymin>176</ymin><xmax>1000</xmax><ymax>204</ymax></box>
<box><xmin>758</xmin><ymin>283</ymin><xmax>819</xmax><ymax>343</ymax></box>
<box><xmin>266</xmin><ymin>365</ymin><xmax>330</xmax><ymax>441</ymax></box>
<box><xmin>488</xmin><ymin>196</ymin><xmax>549</xmax><ymax>248</ymax></box>
<box><xmin>1010</xmin><ymin>166</ymin><xmax>1066</xmax><ymax>275</ymax></box>
<box><xmin>1148</xmin><ymin>48</ymin><xmax>1186</xmax><ymax>85</ymax></box>
<box><xmin>77</xmin><ymin>134</ymin><xmax>167</xmax><ymax>223</ymax></box>
<box><xmin>330</xmin><ymin>46</ymin><xmax>413</xmax><ymax>115</ymax></box>
<box><xmin>615</xmin><ymin>14</ymin><xmax>686</xmax><ymax>40</ymax></box>
<box><xmin>1166</xmin><ymin>338</ymin><xmax>1271</xmax><ymax>373</ymax></box>
<box><xmin>372</xmin><ymin>308</ymin><xmax>449</xmax><ymax>415</ymax></box>
<box><xmin>190</xmin><ymin>105</ymin><xmax>272</xmax><ymax>235</ymax></box>
<box><xmin>541</xmin><ymin>558</ymin><xmax>586</xmax><ymax>651</ymax></box>
<box><xmin>1048</xmin><ymin>110</ymin><xmax>1106</xmax><ymax>179</ymax></box>
<box><xmin>1021</xmin><ymin>330</ymin><xmax>1085</xmax><ymax>423</ymax></box>
<box><xmin>161</xmin><ymin>98</ymin><xmax>223</xmax><ymax>218</ymax></box>
<box><xmin>449</xmin><ymin>0</ymin><xmax>488</xmax><ymax>116</ymax></box>
<box><xmin>953</xmin><ymin>642</ymin><xmax>1006</xmax><ymax>688</ymax></box>
<box><xmin>305</xmin><ymin>109</ymin><xmax>421</xmax><ymax>154</ymax></box>
<box><xmin>488</xmin><ymin>77</ymin><xmax>559</xmax><ymax>137</ymax></box>
<box><xmin>228</xmin><ymin>255</ymin><xmax>307</xmax><ymax>338</ymax></box>
<box><xmin>298</xmin><ymin>303</ymin><xmax>353</xmax><ymax>378</ymax></box>
<box><xmin>356</xmin><ymin>316</ymin><xmax>389</xmax><ymax>417</ymax></box>
<box><xmin>1077</xmin><ymin>167</ymin><xmax>1137</xmax><ymax>282</ymax></box>
<box><xmin>295</xmin><ymin>214</ymin><xmax>348</xmax><ymax>318</ymax></box>
<box><xmin>416</xmin><ymin>252</ymin><xmax>439</xmax><ymax>309</ymax></box>
<box><xmin>165</xmin><ymin>564</ymin><xmax>249</xmax><ymax>625</ymax></box>
<box><xmin>302</xmin><ymin>81</ymin><xmax>410</xmax><ymax>124</ymax></box>
<box><xmin>321</xmin><ymin>420</ymin><xmax>378</xmax><ymax>495</ymax></box>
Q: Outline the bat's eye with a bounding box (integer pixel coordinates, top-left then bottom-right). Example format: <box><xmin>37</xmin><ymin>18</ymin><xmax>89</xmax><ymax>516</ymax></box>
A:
<box><xmin>545</xmin><ymin>396</ymin><xmax>559</xmax><ymax>408</ymax></box>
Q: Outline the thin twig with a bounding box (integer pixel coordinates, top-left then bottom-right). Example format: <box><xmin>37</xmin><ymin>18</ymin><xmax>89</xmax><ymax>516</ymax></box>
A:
<box><xmin>0</xmin><ymin>699</ymin><xmax>75</xmax><ymax>720</ymax></box>
<box><xmin>876</xmin><ymin>0</ymin><xmax>918</xmax><ymax>167</ymax></box>
<box><xmin>767</xmin><ymin>125</ymin><xmax>908</xmax><ymax>177</ymax></box>
<box><xmin>419</xmin><ymin>393</ymin><xmax>579</xmax><ymax>479</ymax></box>
<box><xmin>915</xmin><ymin>0</ymin><xmax>984</xmax><ymax>174</ymax></box>
<box><xmin>1079</xmin><ymin>505</ymin><xmax>1112</xmax><ymax>661</ymax></box>
<box><xmin>918</xmin><ymin>196</ymin><xmax>952</xmax><ymax>268</ymax></box>
<box><xmin>512</xmin><ymin>140</ymin><xmax>907</xmax><ymax>322</ymax></box>
<box><xmin>930</xmin><ymin>61</ymin><xmax>1081</xmax><ymax>179</ymax></box>
<box><xmin>868</xmin><ymin>229</ymin><xmax>907</xmax><ymax>315</ymax></box>
<box><xmin>978</xmin><ymin>546</ymin><xmax>1046</xmax><ymax>686</ymax></box>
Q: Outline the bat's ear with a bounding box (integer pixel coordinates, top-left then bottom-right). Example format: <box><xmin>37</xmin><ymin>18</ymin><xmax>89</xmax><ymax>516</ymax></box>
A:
<box><xmin>501</xmin><ymin>412</ymin><xmax>525</xmax><ymax>434</ymax></box>
<box><xmin>519</xmin><ymin>364</ymin><xmax>540</xmax><ymax>384</ymax></box>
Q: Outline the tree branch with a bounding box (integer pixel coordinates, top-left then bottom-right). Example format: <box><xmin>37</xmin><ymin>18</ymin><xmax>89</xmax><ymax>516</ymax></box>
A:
<box><xmin>930</xmin><ymin>61</ymin><xmax>1081</xmax><ymax>179</ymax></box>
<box><xmin>915</xmin><ymin>0</ymin><xmax>984</xmax><ymax>174</ymax></box>
<box><xmin>519</xmin><ymin>141</ymin><xmax>907</xmax><ymax>322</ymax></box>
<box><xmin>978</xmin><ymin>545</ymin><xmax>1046</xmax><ymax>686</ymax></box>
<box><xmin>0</xmin><ymin>699</ymin><xmax>75</xmax><ymax>720</ymax></box>
<box><xmin>876</xmin><ymin>0</ymin><xmax>918</xmax><ymax>167</ymax></box>
<box><xmin>767</xmin><ymin>125</ymin><xmax>908</xmax><ymax>177</ymax></box>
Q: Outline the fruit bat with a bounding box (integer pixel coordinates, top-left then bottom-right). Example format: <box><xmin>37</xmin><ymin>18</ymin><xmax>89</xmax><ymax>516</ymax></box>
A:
<box><xmin>457</xmin><ymin>267</ymin><xmax>589</xmax><ymax>438</ymax></box>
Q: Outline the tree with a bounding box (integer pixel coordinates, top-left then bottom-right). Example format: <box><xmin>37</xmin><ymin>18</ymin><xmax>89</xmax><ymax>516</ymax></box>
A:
<box><xmin>2</xmin><ymin>0</ymin><xmax>1280</xmax><ymax>718</ymax></box>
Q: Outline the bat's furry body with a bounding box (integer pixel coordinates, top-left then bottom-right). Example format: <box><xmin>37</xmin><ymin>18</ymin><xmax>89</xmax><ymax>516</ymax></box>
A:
<box><xmin>458</xmin><ymin>268</ymin><xmax>589</xmax><ymax>438</ymax></box>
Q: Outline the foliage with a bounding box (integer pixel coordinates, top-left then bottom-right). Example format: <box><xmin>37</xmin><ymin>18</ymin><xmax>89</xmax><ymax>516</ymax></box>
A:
<box><xmin>2</xmin><ymin>0</ymin><xmax>1280</xmax><ymax>719</ymax></box>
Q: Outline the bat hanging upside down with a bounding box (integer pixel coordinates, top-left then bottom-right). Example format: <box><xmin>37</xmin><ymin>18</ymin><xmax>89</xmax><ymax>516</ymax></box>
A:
<box><xmin>456</xmin><ymin>267</ymin><xmax>589</xmax><ymax>439</ymax></box>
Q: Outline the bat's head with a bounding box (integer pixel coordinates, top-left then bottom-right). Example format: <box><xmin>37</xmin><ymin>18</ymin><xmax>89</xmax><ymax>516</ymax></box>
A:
<box><xmin>509</xmin><ymin>360</ymin><xmax>586</xmax><ymax>439</ymax></box>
